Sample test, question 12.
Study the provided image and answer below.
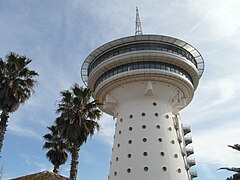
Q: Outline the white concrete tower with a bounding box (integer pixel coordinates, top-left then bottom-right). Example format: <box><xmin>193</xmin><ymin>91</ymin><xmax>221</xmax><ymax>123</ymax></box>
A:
<box><xmin>81</xmin><ymin>20</ymin><xmax>204</xmax><ymax>180</ymax></box>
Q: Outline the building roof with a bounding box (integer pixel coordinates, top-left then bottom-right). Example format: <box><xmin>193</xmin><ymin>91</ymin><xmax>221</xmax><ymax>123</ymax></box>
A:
<box><xmin>10</xmin><ymin>171</ymin><xmax>69</xmax><ymax>180</ymax></box>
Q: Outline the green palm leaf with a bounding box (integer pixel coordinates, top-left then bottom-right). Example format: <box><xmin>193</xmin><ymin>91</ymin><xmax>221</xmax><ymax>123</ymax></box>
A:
<box><xmin>0</xmin><ymin>52</ymin><xmax>38</xmax><ymax>152</ymax></box>
<box><xmin>55</xmin><ymin>84</ymin><xmax>102</xmax><ymax>180</ymax></box>
<box><xmin>43</xmin><ymin>125</ymin><xmax>69</xmax><ymax>174</ymax></box>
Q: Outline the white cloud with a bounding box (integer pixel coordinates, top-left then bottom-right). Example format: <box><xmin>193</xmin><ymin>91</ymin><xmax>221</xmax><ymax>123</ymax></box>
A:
<box><xmin>186</xmin><ymin>0</ymin><xmax>240</xmax><ymax>39</ymax></box>
<box><xmin>8</xmin><ymin>121</ymin><xmax>42</xmax><ymax>140</ymax></box>
<box><xmin>182</xmin><ymin>73</ymin><xmax>240</xmax><ymax>126</ymax></box>
<box><xmin>98</xmin><ymin>113</ymin><xmax>115</xmax><ymax>147</ymax></box>
<box><xmin>194</xmin><ymin>119</ymin><xmax>240</xmax><ymax>166</ymax></box>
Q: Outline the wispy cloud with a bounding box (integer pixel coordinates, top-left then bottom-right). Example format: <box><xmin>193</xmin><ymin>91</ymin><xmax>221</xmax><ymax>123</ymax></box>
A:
<box><xmin>98</xmin><ymin>114</ymin><xmax>115</xmax><ymax>147</ymax></box>
<box><xmin>194</xmin><ymin>119</ymin><xmax>240</xmax><ymax>166</ymax></box>
<box><xmin>8</xmin><ymin>121</ymin><xmax>42</xmax><ymax>140</ymax></box>
<box><xmin>186</xmin><ymin>0</ymin><xmax>240</xmax><ymax>39</ymax></box>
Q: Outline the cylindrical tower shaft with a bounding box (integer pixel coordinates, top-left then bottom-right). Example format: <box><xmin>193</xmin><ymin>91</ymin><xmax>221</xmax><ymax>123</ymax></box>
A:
<box><xmin>108</xmin><ymin>81</ymin><xmax>189</xmax><ymax>180</ymax></box>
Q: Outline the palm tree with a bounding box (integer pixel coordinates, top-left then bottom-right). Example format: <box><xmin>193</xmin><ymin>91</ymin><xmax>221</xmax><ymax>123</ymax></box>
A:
<box><xmin>218</xmin><ymin>144</ymin><xmax>240</xmax><ymax>180</ymax></box>
<box><xmin>0</xmin><ymin>52</ymin><xmax>38</xmax><ymax>152</ymax></box>
<box><xmin>43</xmin><ymin>125</ymin><xmax>69</xmax><ymax>174</ymax></box>
<box><xmin>55</xmin><ymin>84</ymin><xmax>101</xmax><ymax>180</ymax></box>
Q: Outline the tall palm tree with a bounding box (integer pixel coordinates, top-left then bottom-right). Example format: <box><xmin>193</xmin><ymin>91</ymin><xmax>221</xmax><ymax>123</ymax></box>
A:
<box><xmin>55</xmin><ymin>84</ymin><xmax>102</xmax><ymax>180</ymax></box>
<box><xmin>43</xmin><ymin>125</ymin><xmax>69</xmax><ymax>174</ymax></box>
<box><xmin>219</xmin><ymin>144</ymin><xmax>240</xmax><ymax>180</ymax></box>
<box><xmin>0</xmin><ymin>52</ymin><xmax>38</xmax><ymax>152</ymax></box>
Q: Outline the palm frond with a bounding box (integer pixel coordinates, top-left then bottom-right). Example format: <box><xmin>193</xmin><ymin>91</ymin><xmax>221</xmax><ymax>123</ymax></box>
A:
<box><xmin>228</xmin><ymin>144</ymin><xmax>240</xmax><ymax>152</ymax></box>
<box><xmin>55</xmin><ymin>84</ymin><xmax>102</xmax><ymax>148</ymax></box>
<box><xmin>43</xmin><ymin>124</ymin><xmax>69</xmax><ymax>168</ymax></box>
<box><xmin>218</xmin><ymin>167</ymin><xmax>240</xmax><ymax>173</ymax></box>
<box><xmin>0</xmin><ymin>52</ymin><xmax>38</xmax><ymax>113</ymax></box>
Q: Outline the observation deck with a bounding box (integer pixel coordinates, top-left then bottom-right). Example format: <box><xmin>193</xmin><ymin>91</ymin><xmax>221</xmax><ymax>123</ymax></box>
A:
<box><xmin>81</xmin><ymin>35</ymin><xmax>204</xmax><ymax>115</ymax></box>
<box><xmin>82</xmin><ymin>34</ymin><xmax>204</xmax><ymax>88</ymax></box>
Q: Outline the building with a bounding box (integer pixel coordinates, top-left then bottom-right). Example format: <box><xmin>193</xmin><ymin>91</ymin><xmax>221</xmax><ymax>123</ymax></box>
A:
<box><xmin>10</xmin><ymin>171</ymin><xmax>69</xmax><ymax>180</ymax></box>
<box><xmin>81</xmin><ymin>9</ymin><xmax>204</xmax><ymax>180</ymax></box>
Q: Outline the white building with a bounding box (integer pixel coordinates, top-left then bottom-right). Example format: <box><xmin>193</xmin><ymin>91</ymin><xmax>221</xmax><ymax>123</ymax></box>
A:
<box><xmin>81</xmin><ymin>34</ymin><xmax>204</xmax><ymax>180</ymax></box>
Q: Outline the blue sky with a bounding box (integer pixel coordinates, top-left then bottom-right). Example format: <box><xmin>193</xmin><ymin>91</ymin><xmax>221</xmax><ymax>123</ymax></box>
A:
<box><xmin>0</xmin><ymin>0</ymin><xmax>240</xmax><ymax>179</ymax></box>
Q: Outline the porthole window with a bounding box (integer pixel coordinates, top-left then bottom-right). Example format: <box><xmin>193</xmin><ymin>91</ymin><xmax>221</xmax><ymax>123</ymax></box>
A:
<box><xmin>116</xmin><ymin>157</ymin><xmax>119</xmax><ymax>161</ymax></box>
<box><xmin>143</xmin><ymin>138</ymin><xmax>147</xmax><ymax>142</ymax></box>
<box><xmin>158</xmin><ymin>138</ymin><xmax>163</xmax><ymax>142</ymax></box>
<box><xmin>129</xmin><ymin>115</ymin><xmax>133</xmax><ymax>118</ymax></box>
<box><xmin>142</xmin><ymin>112</ymin><xmax>146</xmax><ymax>116</ymax></box>
<box><xmin>174</xmin><ymin>154</ymin><xmax>178</xmax><ymax>158</ymax></box>
<box><xmin>156</xmin><ymin>125</ymin><xmax>161</xmax><ymax>129</ymax></box>
<box><xmin>153</xmin><ymin>102</ymin><xmax>157</xmax><ymax>106</ymax></box>
<box><xmin>127</xmin><ymin>168</ymin><xmax>131</xmax><ymax>173</ymax></box>
<box><xmin>165</xmin><ymin>115</ymin><xmax>169</xmax><ymax>119</ymax></box>
<box><xmin>120</xmin><ymin>118</ymin><xmax>123</xmax><ymax>122</ymax></box>
<box><xmin>128</xmin><ymin>140</ymin><xmax>132</xmax><ymax>144</ymax></box>
<box><xmin>155</xmin><ymin>113</ymin><xmax>159</xmax><ymax>117</ymax></box>
<box><xmin>163</xmin><ymin>166</ymin><xmax>167</xmax><ymax>171</ymax></box>
<box><xmin>117</xmin><ymin>143</ymin><xmax>120</xmax><ymax>148</ymax></box>
<box><xmin>114</xmin><ymin>171</ymin><xmax>117</xmax><ymax>176</ymax></box>
<box><xmin>129</xmin><ymin>127</ymin><xmax>133</xmax><ymax>131</ymax></box>
<box><xmin>171</xmin><ymin>140</ymin><xmax>175</xmax><ymax>144</ymax></box>
<box><xmin>119</xmin><ymin>130</ymin><xmax>122</xmax><ymax>134</ymax></box>
<box><xmin>127</xmin><ymin>154</ymin><xmax>131</xmax><ymax>158</ymax></box>
<box><xmin>144</xmin><ymin>167</ymin><xmax>149</xmax><ymax>171</ymax></box>
<box><xmin>177</xmin><ymin>168</ymin><xmax>181</xmax><ymax>173</ymax></box>
<box><xmin>160</xmin><ymin>152</ymin><xmax>165</xmax><ymax>156</ymax></box>
<box><xmin>168</xmin><ymin>127</ymin><xmax>172</xmax><ymax>131</ymax></box>
<box><xmin>143</xmin><ymin>152</ymin><xmax>148</xmax><ymax>156</ymax></box>
<box><xmin>142</xmin><ymin>125</ymin><xmax>146</xmax><ymax>129</ymax></box>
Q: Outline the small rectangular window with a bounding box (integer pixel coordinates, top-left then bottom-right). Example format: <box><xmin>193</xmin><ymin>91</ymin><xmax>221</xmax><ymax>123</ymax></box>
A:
<box><xmin>125</xmin><ymin>48</ymin><xmax>130</xmax><ymax>53</ymax></box>
<box><xmin>139</xmin><ymin>63</ymin><xmax>144</xmax><ymax>69</ymax></box>
<box><xmin>133</xmin><ymin>64</ymin><xmax>138</xmax><ymax>69</ymax></box>
<box><xmin>122</xmin><ymin>66</ymin><xmax>128</xmax><ymax>72</ymax></box>
<box><xmin>144</xmin><ymin>63</ymin><xmax>150</xmax><ymax>68</ymax></box>
<box><xmin>156</xmin><ymin>64</ymin><xmax>160</xmax><ymax>69</ymax></box>
<box><xmin>150</xmin><ymin>63</ymin><xmax>155</xmax><ymax>68</ymax></box>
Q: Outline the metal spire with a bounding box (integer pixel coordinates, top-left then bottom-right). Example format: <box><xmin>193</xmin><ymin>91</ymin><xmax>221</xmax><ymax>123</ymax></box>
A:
<box><xmin>135</xmin><ymin>7</ymin><xmax>143</xmax><ymax>35</ymax></box>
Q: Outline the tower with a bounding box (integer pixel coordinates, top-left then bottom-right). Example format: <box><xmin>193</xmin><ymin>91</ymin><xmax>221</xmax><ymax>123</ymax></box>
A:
<box><xmin>135</xmin><ymin>7</ymin><xmax>143</xmax><ymax>35</ymax></box>
<box><xmin>81</xmin><ymin>9</ymin><xmax>204</xmax><ymax>180</ymax></box>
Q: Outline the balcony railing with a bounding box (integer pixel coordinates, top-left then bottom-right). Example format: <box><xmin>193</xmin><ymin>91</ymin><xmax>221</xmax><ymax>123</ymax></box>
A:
<box><xmin>190</xmin><ymin>170</ymin><xmax>198</xmax><ymax>179</ymax></box>
<box><xmin>183</xmin><ymin>126</ymin><xmax>191</xmax><ymax>135</ymax></box>
<box><xmin>184</xmin><ymin>136</ymin><xmax>193</xmax><ymax>146</ymax></box>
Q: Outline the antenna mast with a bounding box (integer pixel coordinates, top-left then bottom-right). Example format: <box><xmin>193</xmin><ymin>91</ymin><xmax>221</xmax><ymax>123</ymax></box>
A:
<box><xmin>135</xmin><ymin>7</ymin><xmax>143</xmax><ymax>35</ymax></box>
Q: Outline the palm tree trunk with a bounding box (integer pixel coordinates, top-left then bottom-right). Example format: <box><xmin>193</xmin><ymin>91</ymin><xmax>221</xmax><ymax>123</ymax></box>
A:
<box><xmin>233</xmin><ymin>174</ymin><xmax>240</xmax><ymax>180</ymax></box>
<box><xmin>70</xmin><ymin>145</ymin><xmax>80</xmax><ymax>180</ymax></box>
<box><xmin>0</xmin><ymin>111</ymin><xmax>9</xmax><ymax>153</ymax></box>
<box><xmin>53</xmin><ymin>164</ymin><xmax>60</xmax><ymax>174</ymax></box>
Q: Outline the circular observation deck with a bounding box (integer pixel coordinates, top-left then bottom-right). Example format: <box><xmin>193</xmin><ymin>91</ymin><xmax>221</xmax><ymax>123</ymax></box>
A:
<box><xmin>81</xmin><ymin>34</ymin><xmax>204</xmax><ymax>105</ymax></box>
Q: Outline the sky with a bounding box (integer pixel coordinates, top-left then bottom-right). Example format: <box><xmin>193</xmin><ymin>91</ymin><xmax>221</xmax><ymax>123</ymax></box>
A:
<box><xmin>0</xmin><ymin>0</ymin><xmax>240</xmax><ymax>179</ymax></box>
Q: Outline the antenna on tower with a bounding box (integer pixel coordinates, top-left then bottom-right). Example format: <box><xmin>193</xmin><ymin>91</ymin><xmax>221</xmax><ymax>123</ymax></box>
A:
<box><xmin>135</xmin><ymin>7</ymin><xmax>143</xmax><ymax>35</ymax></box>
